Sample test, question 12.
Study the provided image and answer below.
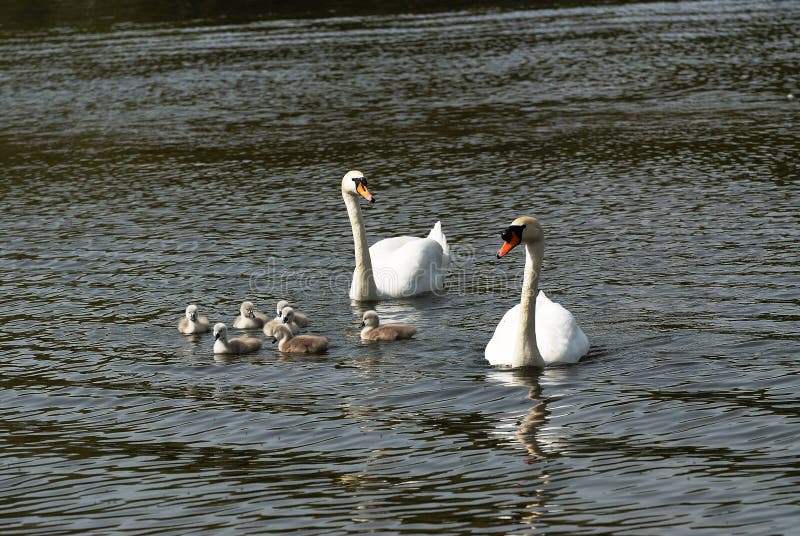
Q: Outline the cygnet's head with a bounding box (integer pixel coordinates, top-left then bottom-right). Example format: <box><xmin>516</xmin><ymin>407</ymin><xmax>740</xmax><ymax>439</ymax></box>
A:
<box><xmin>341</xmin><ymin>170</ymin><xmax>375</xmax><ymax>203</ymax></box>
<box><xmin>359</xmin><ymin>310</ymin><xmax>380</xmax><ymax>328</ymax></box>
<box><xmin>213</xmin><ymin>323</ymin><xmax>228</xmax><ymax>341</ymax></box>
<box><xmin>281</xmin><ymin>306</ymin><xmax>295</xmax><ymax>324</ymax></box>
<box><xmin>497</xmin><ymin>216</ymin><xmax>544</xmax><ymax>258</ymax></box>
<box><xmin>185</xmin><ymin>304</ymin><xmax>198</xmax><ymax>322</ymax></box>
<box><xmin>270</xmin><ymin>324</ymin><xmax>293</xmax><ymax>343</ymax></box>
<box><xmin>240</xmin><ymin>301</ymin><xmax>256</xmax><ymax>318</ymax></box>
<box><xmin>276</xmin><ymin>300</ymin><xmax>289</xmax><ymax>317</ymax></box>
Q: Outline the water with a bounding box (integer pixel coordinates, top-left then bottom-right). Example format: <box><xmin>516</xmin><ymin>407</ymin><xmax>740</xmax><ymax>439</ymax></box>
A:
<box><xmin>1</xmin><ymin>0</ymin><xmax>799</xmax><ymax>533</ymax></box>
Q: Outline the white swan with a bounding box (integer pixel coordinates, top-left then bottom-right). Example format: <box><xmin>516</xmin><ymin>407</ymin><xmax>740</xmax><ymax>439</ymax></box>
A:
<box><xmin>341</xmin><ymin>170</ymin><xmax>450</xmax><ymax>300</ymax></box>
<box><xmin>485</xmin><ymin>216</ymin><xmax>589</xmax><ymax>368</ymax></box>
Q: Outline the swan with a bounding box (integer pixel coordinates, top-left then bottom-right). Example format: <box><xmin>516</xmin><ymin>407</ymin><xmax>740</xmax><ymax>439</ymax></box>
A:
<box><xmin>178</xmin><ymin>304</ymin><xmax>211</xmax><ymax>334</ymax></box>
<box><xmin>270</xmin><ymin>324</ymin><xmax>329</xmax><ymax>354</ymax></box>
<box><xmin>213</xmin><ymin>323</ymin><xmax>262</xmax><ymax>354</ymax></box>
<box><xmin>232</xmin><ymin>301</ymin><xmax>266</xmax><ymax>330</ymax></box>
<box><xmin>341</xmin><ymin>170</ymin><xmax>450</xmax><ymax>300</ymax></box>
<box><xmin>275</xmin><ymin>300</ymin><xmax>309</xmax><ymax>328</ymax></box>
<box><xmin>485</xmin><ymin>216</ymin><xmax>589</xmax><ymax>368</ymax></box>
<box><xmin>359</xmin><ymin>310</ymin><xmax>417</xmax><ymax>341</ymax></box>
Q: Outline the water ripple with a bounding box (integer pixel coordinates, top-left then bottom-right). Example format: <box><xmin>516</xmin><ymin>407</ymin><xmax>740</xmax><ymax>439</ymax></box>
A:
<box><xmin>1</xmin><ymin>0</ymin><xmax>799</xmax><ymax>534</ymax></box>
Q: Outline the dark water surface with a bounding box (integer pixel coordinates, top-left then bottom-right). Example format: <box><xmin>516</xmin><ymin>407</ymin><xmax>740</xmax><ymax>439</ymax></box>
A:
<box><xmin>1</xmin><ymin>0</ymin><xmax>799</xmax><ymax>533</ymax></box>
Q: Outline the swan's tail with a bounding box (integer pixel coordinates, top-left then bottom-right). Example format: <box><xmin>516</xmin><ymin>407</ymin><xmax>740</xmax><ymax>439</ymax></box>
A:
<box><xmin>427</xmin><ymin>221</ymin><xmax>450</xmax><ymax>263</ymax></box>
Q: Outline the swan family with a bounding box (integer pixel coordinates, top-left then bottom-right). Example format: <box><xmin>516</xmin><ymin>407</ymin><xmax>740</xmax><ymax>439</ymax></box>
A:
<box><xmin>179</xmin><ymin>170</ymin><xmax>589</xmax><ymax>367</ymax></box>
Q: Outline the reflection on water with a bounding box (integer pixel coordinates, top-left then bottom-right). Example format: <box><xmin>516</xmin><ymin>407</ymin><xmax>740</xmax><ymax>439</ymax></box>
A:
<box><xmin>486</xmin><ymin>369</ymin><xmax>549</xmax><ymax>458</ymax></box>
<box><xmin>1</xmin><ymin>0</ymin><xmax>799</xmax><ymax>533</ymax></box>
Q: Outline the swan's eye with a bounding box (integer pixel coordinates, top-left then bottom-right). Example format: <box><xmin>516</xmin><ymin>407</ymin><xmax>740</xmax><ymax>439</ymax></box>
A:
<box><xmin>501</xmin><ymin>225</ymin><xmax>526</xmax><ymax>242</ymax></box>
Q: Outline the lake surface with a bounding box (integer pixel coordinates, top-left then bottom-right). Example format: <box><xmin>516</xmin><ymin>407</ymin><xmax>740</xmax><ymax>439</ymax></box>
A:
<box><xmin>1</xmin><ymin>0</ymin><xmax>799</xmax><ymax>533</ymax></box>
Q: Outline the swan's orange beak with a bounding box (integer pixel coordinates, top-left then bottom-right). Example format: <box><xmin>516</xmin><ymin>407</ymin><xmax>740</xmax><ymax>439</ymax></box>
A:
<box><xmin>357</xmin><ymin>182</ymin><xmax>375</xmax><ymax>203</ymax></box>
<box><xmin>497</xmin><ymin>235</ymin><xmax>520</xmax><ymax>258</ymax></box>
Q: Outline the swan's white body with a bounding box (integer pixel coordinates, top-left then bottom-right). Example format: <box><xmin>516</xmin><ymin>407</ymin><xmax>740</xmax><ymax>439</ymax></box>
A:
<box><xmin>485</xmin><ymin>291</ymin><xmax>589</xmax><ymax>366</ymax></box>
<box><xmin>485</xmin><ymin>216</ymin><xmax>589</xmax><ymax>368</ymax></box>
<box><xmin>350</xmin><ymin>222</ymin><xmax>449</xmax><ymax>299</ymax></box>
<box><xmin>342</xmin><ymin>170</ymin><xmax>449</xmax><ymax>300</ymax></box>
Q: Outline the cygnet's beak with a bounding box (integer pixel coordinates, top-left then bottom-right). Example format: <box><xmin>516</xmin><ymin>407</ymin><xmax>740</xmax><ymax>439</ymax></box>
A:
<box><xmin>248</xmin><ymin>310</ymin><xmax>255</xmax><ymax>318</ymax></box>
<box><xmin>214</xmin><ymin>332</ymin><xmax>221</xmax><ymax>341</ymax></box>
<box><xmin>282</xmin><ymin>317</ymin><xmax>290</xmax><ymax>324</ymax></box>
<box><xmin>270</xmin><ymin>336</ymin><xmax>277</xmax><ymax>344</ymax></box>
<box><xmin>358</xmin><ymin>321</ymin><xmax>365</xmax><ymax>328</ymax></box>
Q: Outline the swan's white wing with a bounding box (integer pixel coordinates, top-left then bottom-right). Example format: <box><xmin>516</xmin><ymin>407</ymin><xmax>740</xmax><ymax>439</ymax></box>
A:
<box><xmin>485</xmin><ymin>292</ymin><xmax>589</xmax><ymax>367</ymax></box>
<box><xmin>370</xmin><ymin>236</ymin><xmax>446</xmax><ymax>298</ymax></box>
<box><xmin>485</xmin><ymin>303</ymin><xmax>521</xmax><ymax>366</ymax></box>
<box><xmin>350</xmin><ymin>236</ymin><xmax>417</xmax><ymax>299</ymax></box>
<box><xmin>369</xmin><ymin>236</ymin><xmax>418</xmax><ymax>259</ymax></box>
<box><xmin>426</xmin><ymin>221</ymin><xmax>450</xmax><ymax>264</ymax></box>
<box><xmin>535</xmin><ymin>291</ymin><xmax>589</xmax><ymax>364</ymax></box>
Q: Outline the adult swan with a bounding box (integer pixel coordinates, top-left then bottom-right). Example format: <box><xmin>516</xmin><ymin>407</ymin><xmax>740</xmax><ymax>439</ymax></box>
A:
<box><xmin>485</xmin><ymin>216</ymin><xmax>589</xmax><ymax>368</ymax></box>
<box><xmin>342</xmin><ymin>170</ymin><xmax>449</xmax><ymax>300</ymax></box>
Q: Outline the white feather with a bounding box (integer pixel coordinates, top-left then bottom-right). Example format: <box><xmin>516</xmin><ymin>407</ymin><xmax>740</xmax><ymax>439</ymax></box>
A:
<box><xmin>485</xmin><ymin>291</ymin><xmax>589</xmax><ymax>366</ymax></box>
<box><xmin>350</xmin><ymin>221</ymin><xmax>450</xmax><ymax>299</ymax></box>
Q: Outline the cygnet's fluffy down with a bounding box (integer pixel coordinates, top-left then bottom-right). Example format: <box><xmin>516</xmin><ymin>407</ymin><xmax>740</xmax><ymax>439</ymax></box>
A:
<box><xmin>276</xmin><ymin>300</ymin><xmax>309</xmax><ymax>328</ymax></box>
<box><xmin>232</xmin><ymin>301</ymin><xmax>265</xmax><ymax>330</ymax></box>
<box><xmin>359</xmin><ymin>310</ymin><xmax>416</xmax><ymax>341</ymax></box>
<box><xmin>270</xmin><ymin>324</ymin><xmax>328</xmax><ymax>354</ymax></box>
<box><xmin>178</xmin><ymin>304</ymin><xmax>211</xmax><ymax>334</ymax></box>
<box><xmin>263</xmin><ymin>306</ymin><xmax>300</xmax><ymax>336</ymax></box>
<box><xmin>213</xmin><ymin>323</ymin><xmax>262</xmax><ymax>354</ymax></box>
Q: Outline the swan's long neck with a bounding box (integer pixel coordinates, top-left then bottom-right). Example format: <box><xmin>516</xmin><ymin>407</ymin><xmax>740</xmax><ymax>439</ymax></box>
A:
<box><xmin>513</xmin><ymin>242</ymin><xmax>545</xmax><ymax>368</ymax></box>
<box><xmin>343</xmin><ymin>191</ymin><xmax>378</xmax><ymax>300</ymax></box>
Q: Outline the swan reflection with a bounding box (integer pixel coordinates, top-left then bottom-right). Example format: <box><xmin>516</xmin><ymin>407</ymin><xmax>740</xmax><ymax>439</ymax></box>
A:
<box><xmin>487</xmin><ymin>366</ymin><xmax>578</xmax><ymax>458</ymax></box>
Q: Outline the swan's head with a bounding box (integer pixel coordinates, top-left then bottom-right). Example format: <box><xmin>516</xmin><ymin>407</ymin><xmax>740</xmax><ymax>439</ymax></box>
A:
<box><xmin>341</xmin><ymin>170</ymin><xmax>375</xmax><ymax>203</ymax></box>
<box><xmin>239</xmin><ymin>301</ymin><xmax>256</xmax><ymax>318</ymax></box>
<box><xmin>213</xmin><ymin>323</ymin><xmax>228</xmax><ymax>341</ymax></box>
<box><xmin>281</xmin><ymin>306</ymin><xmax>295</xmax><ymax>324</ymax></box>
<box><xmin>270</xmin><ymin>324</ymin><xmax>293</xmax><ymax>343</ymax></box>
<box><xmin>359</xmin><ymin>310</ymin><xmax>380</xmax><ymax>328</ymax></box>
<box><xmin>276</xmin><ymin>300</ymin><xmax>289</xmax><ymax>317</ymax></box>
<box><xmin>497</xmin><ymin>216</ymin><xmax>543</xmax><ymax>258</ymax></box>
<box><xmin>185</xmin><ymin>304</ymin><xmax>199</xmax><ymax>322</ymax></box>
